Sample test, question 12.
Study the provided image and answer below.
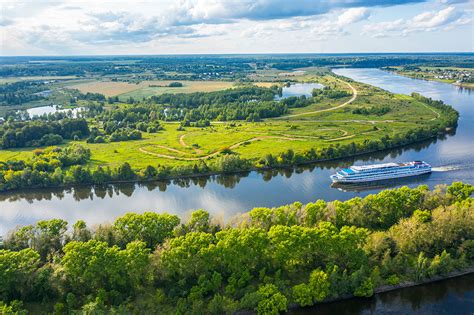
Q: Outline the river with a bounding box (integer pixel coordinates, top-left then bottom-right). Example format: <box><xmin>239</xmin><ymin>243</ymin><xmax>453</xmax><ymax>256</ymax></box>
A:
<box><xmin>289</xmin><ymin>273</ymin><xmax>474</xmax><ymax>315</ymax></box>
<box><xmin>1</xmin><ymin>68</ymin><xmax>473</xmax><ymax>234</ymax></box>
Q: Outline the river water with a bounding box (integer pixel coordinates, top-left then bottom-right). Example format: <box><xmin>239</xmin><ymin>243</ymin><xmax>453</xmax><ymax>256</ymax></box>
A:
<box><xmin>0</xmin><ymin>69</ymin><xmax>473</xmax><ymax>234</ymax></box>
<box><xmin>289</xmin><ymin>273</ymin><xmax>474</xmax><ymax>315</ymax></box>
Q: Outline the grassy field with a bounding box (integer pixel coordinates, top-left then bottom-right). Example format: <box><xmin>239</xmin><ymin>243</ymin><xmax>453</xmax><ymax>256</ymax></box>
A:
<box><xmin>0</xmin><ymin>75</ymin><xmax>443</xmax><ymax>171</ymax></box>
<box><xmin>67</xmin><ymin>80</ymin><xmax>236</xmax><ymax>98</ymax></box>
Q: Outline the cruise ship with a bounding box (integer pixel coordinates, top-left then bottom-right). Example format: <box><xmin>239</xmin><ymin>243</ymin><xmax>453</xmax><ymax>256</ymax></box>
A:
<box><xmin>330</xmin><ymin>161</ymin><xmax>431</xmax><ymax>183</ymax></box>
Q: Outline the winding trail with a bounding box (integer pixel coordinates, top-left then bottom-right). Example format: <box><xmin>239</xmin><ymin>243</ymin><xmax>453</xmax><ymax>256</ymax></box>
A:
<box><xmin>179</xmin><ymin>133</ymin><xmax>203</xmax><ymax>154</ymax></box>
<box><xmin>419</xmin><ymin>102</ymin><xmax>441</xmax><ymax>121</ymax></box>
<box><xmin>275</xmin><ymin>80</ymin><xmax>358</xmax><ymax>119</ymax></box>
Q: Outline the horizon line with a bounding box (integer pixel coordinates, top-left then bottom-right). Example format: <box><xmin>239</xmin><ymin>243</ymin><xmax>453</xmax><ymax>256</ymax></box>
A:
<box><xmin>1</xmin><ymin>51</ymin><xmax>474</xmax><ymax>59</ymax></box>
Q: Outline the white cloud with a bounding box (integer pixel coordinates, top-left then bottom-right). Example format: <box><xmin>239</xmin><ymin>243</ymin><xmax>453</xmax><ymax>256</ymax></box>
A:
<box><xmin>337</xmin><ymin>8</ymin><xmax>370</xmax><ymax>26</ymax></box>
<box><xmin>363</xmin><ymin>6</ymin><xmax>470</xmax><ymax>37</ymax></box>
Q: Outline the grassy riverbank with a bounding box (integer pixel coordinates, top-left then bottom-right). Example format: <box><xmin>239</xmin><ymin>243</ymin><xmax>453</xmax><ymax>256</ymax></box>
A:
<box><xmin>1</xmin><ymin>182</ymin><xmax>473</xmax><ymax>314</ymax></box>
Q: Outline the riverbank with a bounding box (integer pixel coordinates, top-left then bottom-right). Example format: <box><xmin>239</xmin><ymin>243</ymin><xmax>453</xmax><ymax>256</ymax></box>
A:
<box><xmin>0</xmin><ymin>125</ymin><xmax>456</xmax><ymax>194</ymax></box>
<box><xmin>285</xmin><ymin>267</ymin><xmax>474</xmax><ymax>313</ymax></box>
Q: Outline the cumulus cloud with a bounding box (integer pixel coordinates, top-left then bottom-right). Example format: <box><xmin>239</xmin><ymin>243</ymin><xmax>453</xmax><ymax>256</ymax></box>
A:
<box><xmin>337</xmin><ymin>8</ymin><xmax>371</xmax><ymax>26</ymax></box>
<box><xmin>0</xmin><ymin>16</ymin><xmax>15</xmax><ymax>27</ymax></box>
<box><xmin>240</xmin><ymin>7</ymin><xmax>371</xmax><ymax>42</ymax></box>
<box><xmin>1</xmin><ymin>0</ymin><xmax>471</xmax><ymax>54</ymax></box>
<box><xmin>164</xmin><ymin>0</ymin><xmax>421</xmax><ymax>22</ymax></box>
<box><xmin>363</xmin><ymin>6</ymin><xmax>470</xmax><ymax>37</ymax></box>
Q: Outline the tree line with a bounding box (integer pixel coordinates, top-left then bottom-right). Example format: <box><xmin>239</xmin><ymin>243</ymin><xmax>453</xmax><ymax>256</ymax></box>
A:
<box><xmin>1</xmin><ymin>182</ymin><xmax>472</xmax><ymax>314</ymax></box>
<box><xmin>0</xmin><ymin>119</ymin><xmax>89</xmax><ymax>149</ymax></box>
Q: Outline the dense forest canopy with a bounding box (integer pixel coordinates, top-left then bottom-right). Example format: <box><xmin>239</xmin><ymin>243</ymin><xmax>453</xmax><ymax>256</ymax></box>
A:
<box><xmin>1</xmin><ymin>182</ymin><xmax>473</xmax><ymax>314</ymax></box>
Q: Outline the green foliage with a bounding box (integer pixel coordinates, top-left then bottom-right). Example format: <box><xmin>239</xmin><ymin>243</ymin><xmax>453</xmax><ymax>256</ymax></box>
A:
<box><xmin>0</xmin><ymin>249</ymin><xmax>40</xmax><ymax>301</ymax></box>
<box><xmin>387</xmin><ymin>275</ymin><xmax>400</xmax><ymax>285</ymax></box>
<box><xmin>0</xmin><ymin>184</ymin><xmax>472</xmax><ymax>313</ymax></box>
<box><xmin>309</xmin><ymin>269</ymin><xmax>330</xmax><ymax>302</ymax></box>
<box><xmin>256</xmin><ymin>284</ymin><xmax>287</xmax><ymax>315</ymax></box>
<box><xmin>113</xmin><ymin>212</ymin><xmax>180</xmax><ymax>248</ymax></box>
<box><xmin>292</xmin><ymin>283</ymin><xmax>313</xmax><ymax>307</ymax></box>
<box><xmin>0</xmin><ymin>300</ymin><xmax>27</xmax><ymax>315</ymax></box>
<box><xmin>414</xmin><ymin>209</ymin><xmax>431</xmax><ymax>223</ymax></box>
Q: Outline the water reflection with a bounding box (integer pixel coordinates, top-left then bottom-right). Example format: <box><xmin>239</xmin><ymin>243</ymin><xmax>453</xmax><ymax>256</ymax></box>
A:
<box><xmin>290</xmin><ymin>274</ymin><xmax>474</xmax><ymax>315</ymax></box>
<box><xmin>276</xmin><ymin>83</ymin><xmax>324</xmax><ymax>99</ymax></box>
<box><xmin>26</xmin><ymin>105</ymin><xmax>83</xmax><ymax>117</ymax></box>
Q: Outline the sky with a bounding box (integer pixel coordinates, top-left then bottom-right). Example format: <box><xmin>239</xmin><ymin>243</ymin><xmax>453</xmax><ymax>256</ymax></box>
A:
<box><xmin>1</xmin><ymin>0</ymin><xmax>473</xmax><ymax>56</ymax></box>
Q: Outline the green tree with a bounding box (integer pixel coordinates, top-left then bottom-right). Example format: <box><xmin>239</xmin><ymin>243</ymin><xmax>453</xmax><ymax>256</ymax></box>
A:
<box><xmin>256</xmin><ymin>284</ymin><xmax>287</xmax><ymax>315</ymax></box>
<box><xmin>114</xmin><ymin>212</ymin><xmax>180</xmax><ymax>248</ymax></box>
<box><xmin>309</xmin><ymin>269</ymin><xmax>330</xmax><ymax>302</ymax></box>
<box><xmin>33</xmin><ymin>219</ymin><xmax>68</xmax><ymax>262</ymax></box>
<box><xmin>72</xmin><ymin>220</ymin><xmax>92</xmax><ymax>242</ymax></box>
<box><xmin>292</xmin><ymin>283</ymin><xmax>313</xmax><ymax>307</ymax></box>
<box><xmin>186</xmin><ymin>209</ymin><xmax>211</xmax><ymax>233</ymax></box>
<box><xmin>116</xmin><ymin>162</ymin><xmax>136</xmax><ymax>180</ymax></box>
<box><xmin>0</xmin><ymin>248</ymin><xmax>40</xmax><ymax>301</ymax></box>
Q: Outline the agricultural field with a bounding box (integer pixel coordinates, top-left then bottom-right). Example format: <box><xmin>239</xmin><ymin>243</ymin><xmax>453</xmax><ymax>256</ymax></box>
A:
<box><xmin>67</xmin><ymin>80</ymin><xmax>236</xmax><ymax>99</ymax></box>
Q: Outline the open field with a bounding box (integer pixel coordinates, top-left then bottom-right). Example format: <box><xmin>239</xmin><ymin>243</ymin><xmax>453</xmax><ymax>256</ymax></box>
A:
<box><xmin>67</xmin><ymin>80</ymin><xmax>236</xmax><ymax>98</ymax></box>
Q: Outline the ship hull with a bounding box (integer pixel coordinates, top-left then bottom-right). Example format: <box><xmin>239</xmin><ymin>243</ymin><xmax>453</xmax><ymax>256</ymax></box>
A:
<box><xmin>330</xmin><ymin>168</ymin><xmax>431</xmax><ymax>183</ymax></box>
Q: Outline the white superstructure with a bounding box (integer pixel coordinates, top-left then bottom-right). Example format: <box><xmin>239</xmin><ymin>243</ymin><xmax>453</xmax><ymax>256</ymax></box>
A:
<box><xmin>330</xmin><ymin>161</ymin><xmax>431</xmax><ymax>183</ymax></box>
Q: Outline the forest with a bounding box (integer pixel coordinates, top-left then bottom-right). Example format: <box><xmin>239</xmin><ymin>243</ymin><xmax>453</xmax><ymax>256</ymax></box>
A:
<box><xmin>1</xmin><ymin>182</ymin><xmax>473</xmax><ymax>314</ymax></box>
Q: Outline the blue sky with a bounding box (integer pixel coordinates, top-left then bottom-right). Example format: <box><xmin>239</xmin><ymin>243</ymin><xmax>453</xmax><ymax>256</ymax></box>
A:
<box><xmin>1</xmin><ymin>0</ymin><xmax>473</xmax><ymax>55</ymax></box>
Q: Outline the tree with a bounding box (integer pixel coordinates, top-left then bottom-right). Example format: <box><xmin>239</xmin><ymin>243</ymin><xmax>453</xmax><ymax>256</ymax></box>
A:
<box><xmin>292</xmin><ymin>283</ymin><xmax>313</xmax><ymax>307</ymax></box>
<box><xmin>0</xmin><ymin>248</ymin><xmax>40</xmax><ymax>301</ymax></box>
<box><xmin>309</xmin><ymin>269</ymin><xmax>330</xmax><ymax>302</ymax></box>
<box><xmin>256</xmin><ymin>284</ymin><xmax>287</xmax><ymax>315</ymax></box>
<box><xmin>116</xmin><ymin>162</ymin><xmax>136</xmax><ymax>180</ymax></box>
<box><xmin>72</xmin><ymin>220</ymin><xmax>92</xmax><ymax>242</ymax></box>
<box><xmin>186</xmin><ymin>209</ymin><xmax>211</xmax><ymax>233</ymax></box>
<box><xmin>114</xmin><ymin>212</ymin><xmax>180</xmax><ymax>248</ymax></box>
<box><xmin>33</xmin><ymin>219</ymin><xmax>68</xmax><ymax>262</ymax></box>
<box><xmin>61</xmin><ymin>240</ymin><xmax>127</xmax><ymax>295</ymax></box>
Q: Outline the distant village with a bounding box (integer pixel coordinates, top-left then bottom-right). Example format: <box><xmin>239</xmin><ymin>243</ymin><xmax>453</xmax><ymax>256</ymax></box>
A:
<box><xmin>386</xmin><ymin>66</ymin><xmax>474</xmax><ymax>84</ymax></box>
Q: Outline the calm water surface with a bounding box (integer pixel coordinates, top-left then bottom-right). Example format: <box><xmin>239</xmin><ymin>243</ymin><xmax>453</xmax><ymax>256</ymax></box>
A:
<box><xmin>26</xmin><ymin>105</ymin><xmax>83</xmax><ymax>117</ymax></box>
<box><xmin>1</xmin><ymin>69</ymin><xmax>473</xmax><ymax>234</ymax></box>
<box><xmin>276</xmin><ymin>82</ymin><xmax>323</xmax><ymax>99</ymax></box>
<box><xmin>290</xmin><ymin>273</ymin><xmax>474</xmax><ymax>315</ymax></box>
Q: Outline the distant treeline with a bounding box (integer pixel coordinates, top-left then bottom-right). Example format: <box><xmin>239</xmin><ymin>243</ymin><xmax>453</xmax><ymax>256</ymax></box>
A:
<box><xmin>1</xmin><ymin>182</ymin><xmax>473</xmax><ymax>314</ymax></box>
<box><xmin>2</xmin><ymin>54</ymin><xmax>472</xmax><ymax>79</ymax></box>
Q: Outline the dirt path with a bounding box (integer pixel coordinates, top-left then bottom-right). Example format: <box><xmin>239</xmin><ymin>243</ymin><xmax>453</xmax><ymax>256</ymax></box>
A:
<box><xmin>420</xmin><ymin>102</ymin><xmax>441</xmax><ymax>121</ymax></box>
<box><xmin>275</xmin><ymin>80</ymin><xmax>358</xmax><ymax>119</ymax></box>
<box><xmin>179</xmin><ymin>133</ymin><xmax>204</xmax><ymax>154</ymax></box>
